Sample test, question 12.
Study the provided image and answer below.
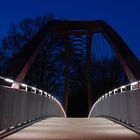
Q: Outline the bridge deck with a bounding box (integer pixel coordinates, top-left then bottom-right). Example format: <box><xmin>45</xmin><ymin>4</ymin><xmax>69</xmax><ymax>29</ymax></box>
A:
<box><xmin>3</xmin><ymin>118</ymin><xmax>140</xmax><ymax>140</ymax></box>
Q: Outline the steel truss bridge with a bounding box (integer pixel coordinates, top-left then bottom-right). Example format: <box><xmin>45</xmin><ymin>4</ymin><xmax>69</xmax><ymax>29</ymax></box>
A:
<box><xmin>0</xmin><ymin>20</ymin><xmax>140</xmax><ymax>139</ymax></box>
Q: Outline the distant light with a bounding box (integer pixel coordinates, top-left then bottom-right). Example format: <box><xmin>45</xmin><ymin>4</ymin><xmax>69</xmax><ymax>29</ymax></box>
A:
<box><xmin>4</xmin><ymin>78</ymin><xmax>14</xmax><ymax>83</ymax></box>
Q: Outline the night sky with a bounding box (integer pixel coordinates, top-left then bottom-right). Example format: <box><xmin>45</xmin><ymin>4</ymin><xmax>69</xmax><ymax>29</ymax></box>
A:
<box><xmin>0</xmin><ymin>0</ymin><xmax>140</xmax><ymax>59</ymax></box>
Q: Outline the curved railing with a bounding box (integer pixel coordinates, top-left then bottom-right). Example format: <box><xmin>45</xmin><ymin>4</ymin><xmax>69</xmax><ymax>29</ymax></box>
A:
<box><xmin>88</xmin><ymin>81</ymin><xmax>140</xmax><ymax>133</ymax></box>
<box><xmin>0</xmin><ymin>76</ymin><xmax>66</xmax><ymax>137</ymax></box>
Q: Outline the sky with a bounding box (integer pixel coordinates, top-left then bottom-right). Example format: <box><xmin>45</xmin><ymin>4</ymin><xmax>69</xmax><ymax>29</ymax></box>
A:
<box><xmin>0</xmin><ymin>0</ymin><xmax>140</xmax><ymax>59</ymax></box>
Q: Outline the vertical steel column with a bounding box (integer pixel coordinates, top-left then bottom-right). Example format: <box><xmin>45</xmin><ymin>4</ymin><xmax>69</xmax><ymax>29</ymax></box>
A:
<box><xmin>63</xmin><ymin>32</ymin><xmax>70</xmax><ymax>113</ymax></box>
<box><xmin>15</xmin><ymin>35</ymin><xmax>49</xmax><ymax>83</ymax></box>
<box><xmin>86</xmin><ymin>31</ymin><xmax>92</xmax><ymax>111</ymax></box>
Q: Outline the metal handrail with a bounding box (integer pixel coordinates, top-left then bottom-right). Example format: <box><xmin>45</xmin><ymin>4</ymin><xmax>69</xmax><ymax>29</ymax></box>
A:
<box><xmin>0</xmin><ymin>76</ymin><xmax>66</xmax><ymax>118</ymax></box>
<box><xmin>88</xmin><ymin>80</ymin><xmax>140</xmax><ymax>117</ymax></box>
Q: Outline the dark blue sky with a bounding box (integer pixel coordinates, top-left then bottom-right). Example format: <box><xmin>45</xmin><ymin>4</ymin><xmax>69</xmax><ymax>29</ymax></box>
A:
<box><xmin>0</xmin><ymin>0</ymin><xmax>140</xmax><ymax>59</ymax></box>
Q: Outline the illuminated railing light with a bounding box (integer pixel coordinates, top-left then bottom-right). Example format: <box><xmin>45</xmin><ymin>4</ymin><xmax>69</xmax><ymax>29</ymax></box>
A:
<box><xmin>10</xmin><ymin>126</ymin><xmax>15</xmax><ymax>129</ymax></box>
<box><xmin>48</xmin><ymin>94</ymin><xmax>51</xmax><ymax>98</ymax></box>
<box><xmin>131</xmin><ymin>82</ymin><xmax>138</xmax><ymax>86</ymax></box>
<box><xmin>130</xmin><ymin>82</ymin><xmax>138</xmax><ymax>90</ymax></box>
<box><xmin>39</xmin><ymin>90</ymin><xmax>43</xmax><ymax>95</ymax></box>
<box><xmin>4</xmin><ymin>78</ymin><xmax>14</xmax><ymax>83</ymax></box>
<box><xmin>32</xmin><ymin>87</ymin><xmax>36</xmax><ymax>93</ymax></box>
<box><xmin>0</xmin><ymin>129</ymin><xmax>8</xmax><ymax>134</ymax></box>
<box><xmin>17</xmin><ymin>123</ymin><xmax>21</xmax><ymax>126</ymax></box>
<box><xmin>21</xmin><ymin>83</ymin><xmax>28</xmax><ymax>91</ymax></box>
<box><xmin>114</xmin><ymin>89</ymin><xmax>117</xmax><ymax>94</ymax></box>
<box><xmin>21</xmin><ymin>83</ymin><xmax>27</xmax><ymax>87</ymax></box>
<box><xmin>32</xmin><ymin>87</ymin><xmax>36</xmax><ymax>90</ymax></box>
<box><xmin>132</xmin><ymin>124</ymin><xmax>134</xmax><ymax>127</ymax></box>
<box><xmin>109</xmin><ymin>91</ymin><xmax>112</xmax><ymax>96</ymax></box>
<box><xmin>121</xmin><ymin>86</ymin><xmax>126</xmax><ymax>89</ymax></box>
<box><xmin>105</xmin><ymin>93</ymin><xmax>108</xmax><ymax>97</ymax></box>
<box><xmin>114</xmin><ymin>89</ymin><xmax>117</xmax><ymax>92</ymax></box>
<box><xmin>120</xmin><ymin>85</ymin><xmax>126</xmax><ymax>92</ymax></box>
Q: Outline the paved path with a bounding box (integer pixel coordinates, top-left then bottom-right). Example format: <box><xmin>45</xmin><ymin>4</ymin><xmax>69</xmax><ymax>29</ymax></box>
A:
<box><xmin>3</xmin><ymin>118</ymin><xmax>140</xmax><ymax>140</ymax></box>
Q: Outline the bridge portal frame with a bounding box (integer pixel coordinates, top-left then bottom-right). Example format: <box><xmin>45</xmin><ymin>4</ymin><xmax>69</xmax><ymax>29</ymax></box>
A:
<box><xmin>4</xmin><ymin>20</ymin><xmax>140</xmax><ymax>112</ymax></box>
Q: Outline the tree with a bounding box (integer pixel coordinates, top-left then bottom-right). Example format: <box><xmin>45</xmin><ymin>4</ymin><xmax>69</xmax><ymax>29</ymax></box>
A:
<box><xmin>2</xmin><ymin>15</ymin><xmax>55</xmax><ymax>54</ymax></box>
<box><xmin>0</xmin><ymin>14</ymin><xmax>55</xmax><ymax>74</ymax></box>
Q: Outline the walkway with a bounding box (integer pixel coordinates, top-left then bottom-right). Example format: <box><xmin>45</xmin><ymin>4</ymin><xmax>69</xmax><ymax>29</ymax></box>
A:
<box><xmin>3</xmin><ymin>118</ymin><xmax>140</xmax><ymax>140</ymax></box>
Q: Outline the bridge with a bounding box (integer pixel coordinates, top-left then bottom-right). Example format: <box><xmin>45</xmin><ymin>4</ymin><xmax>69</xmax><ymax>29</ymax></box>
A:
<box><xmin>0</xmin><ymin>20</ymin><xmax>140</xmax><ymax>139</ymax></box>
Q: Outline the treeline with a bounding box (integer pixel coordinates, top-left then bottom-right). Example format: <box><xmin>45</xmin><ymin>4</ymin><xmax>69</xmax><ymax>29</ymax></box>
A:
<box><xmin>0</xmin><ymin>14</ymin><xmax>54</xmax><ymax>74</ymax></box>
